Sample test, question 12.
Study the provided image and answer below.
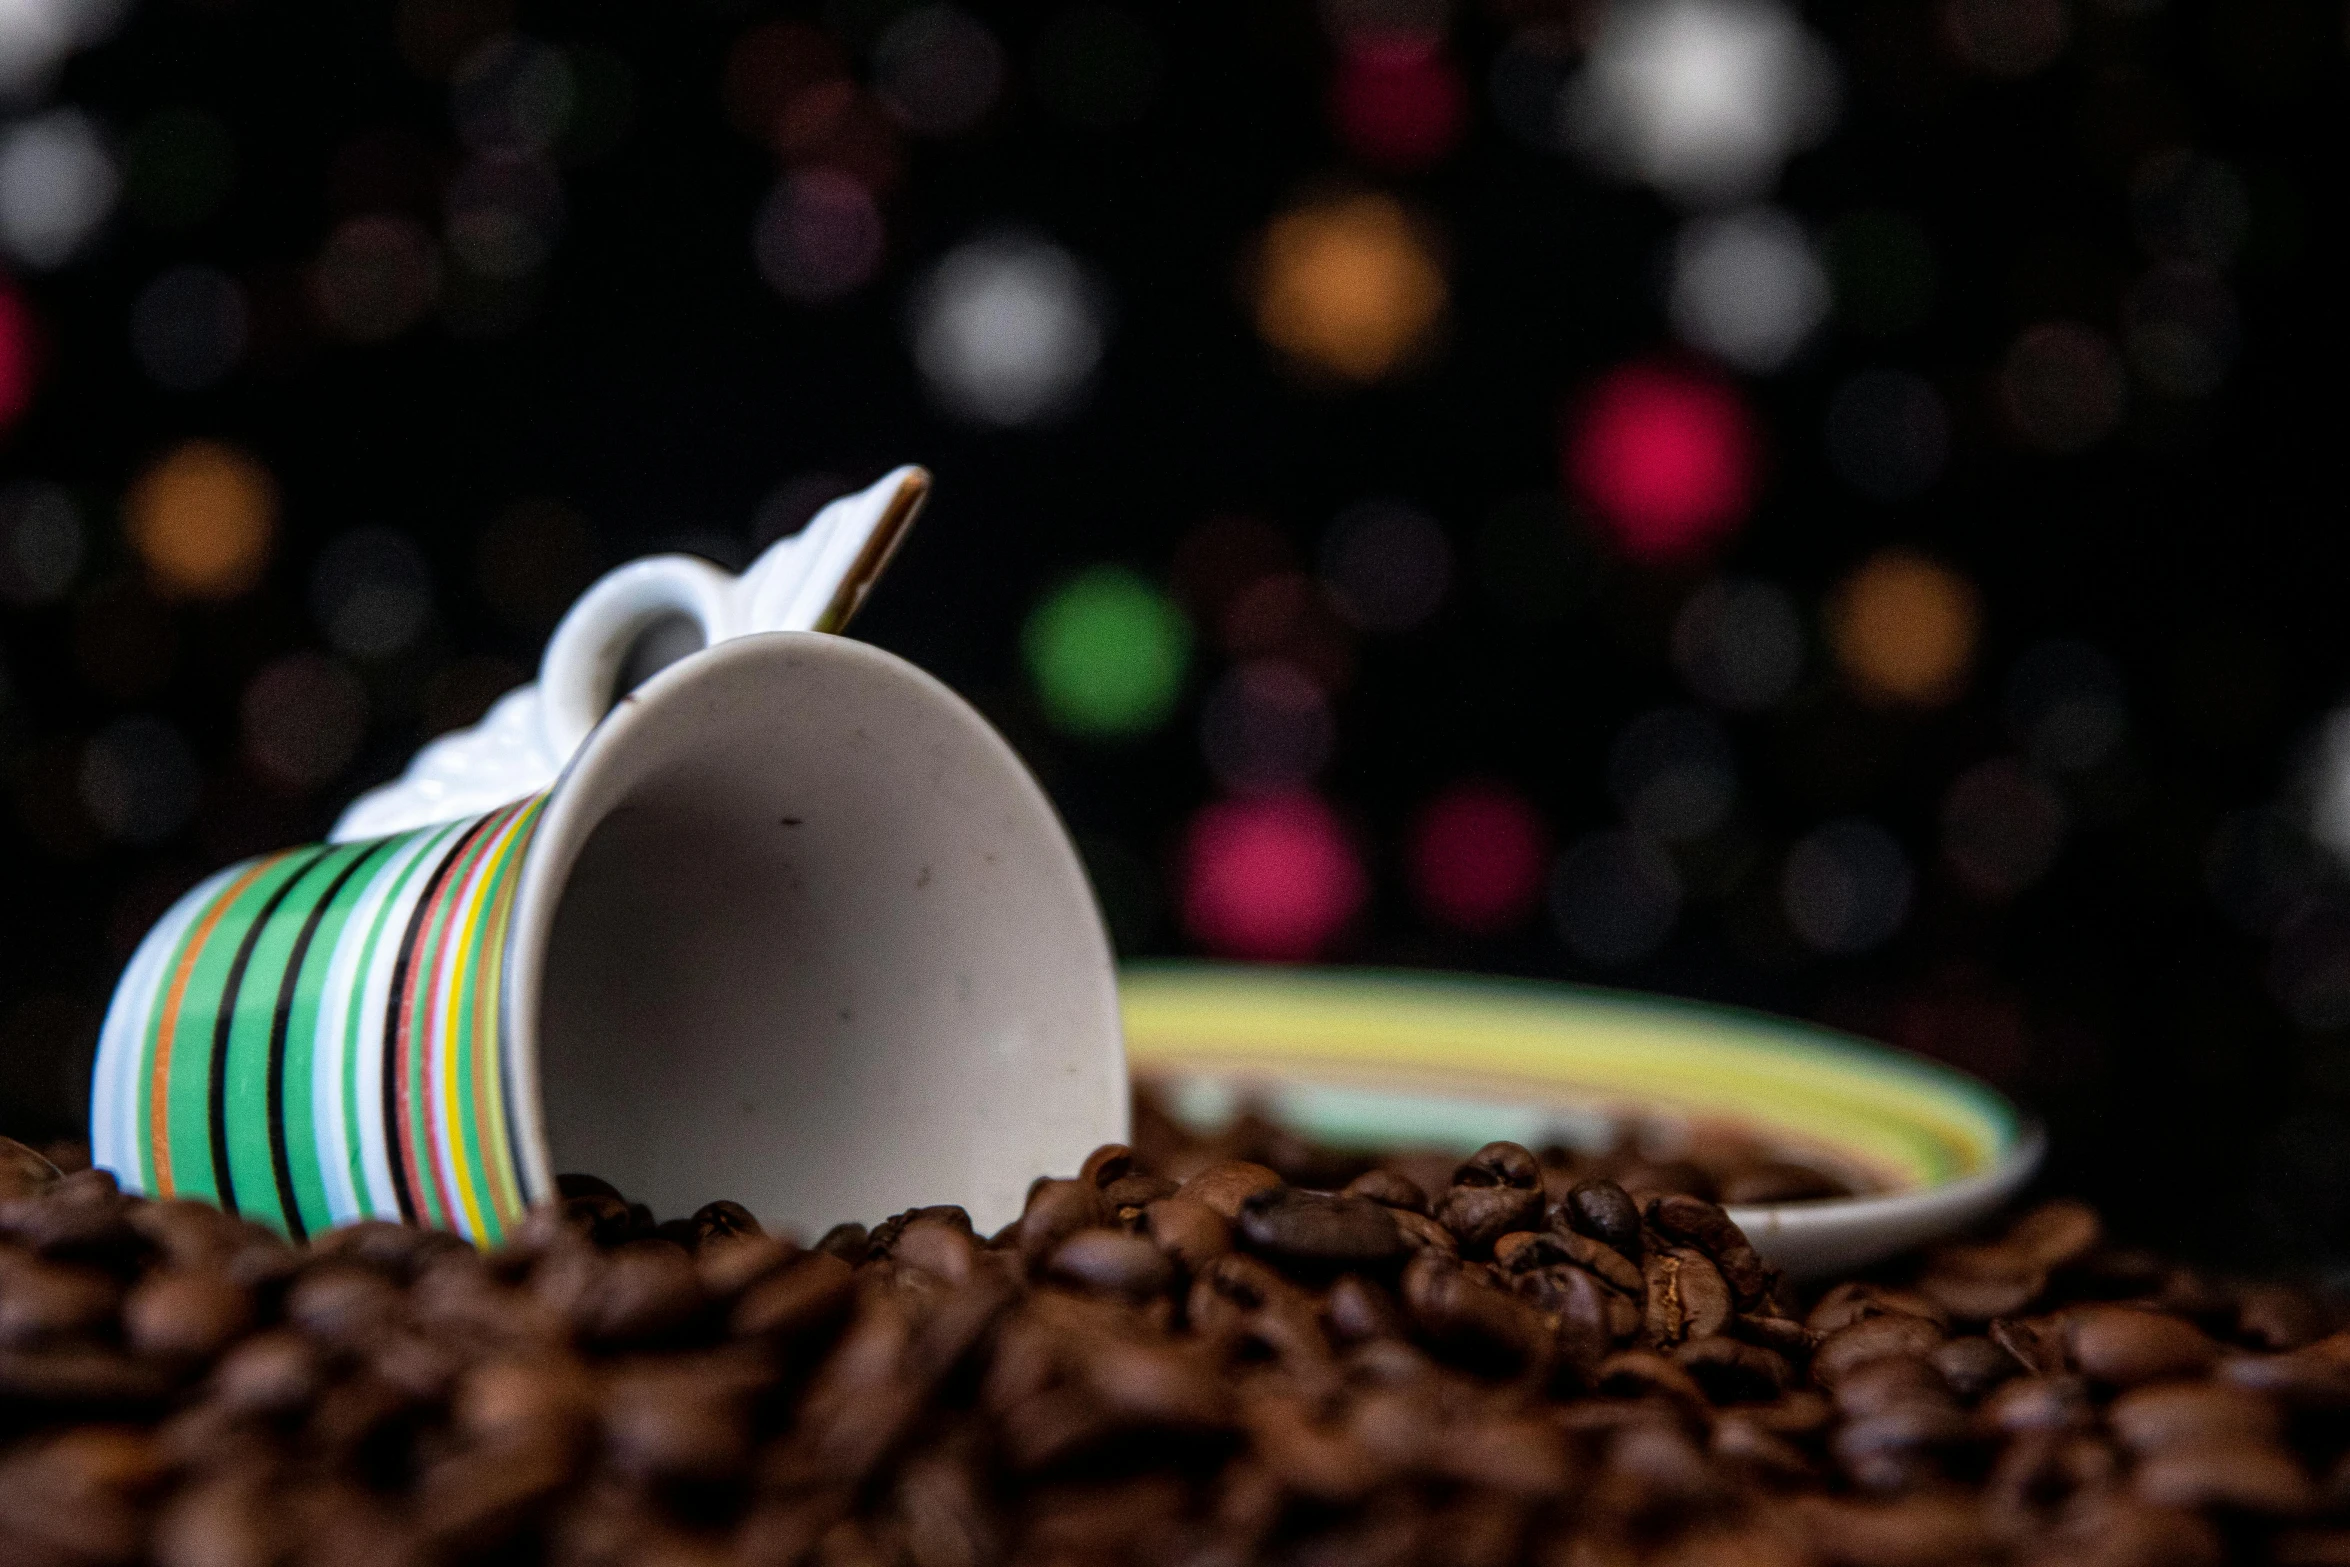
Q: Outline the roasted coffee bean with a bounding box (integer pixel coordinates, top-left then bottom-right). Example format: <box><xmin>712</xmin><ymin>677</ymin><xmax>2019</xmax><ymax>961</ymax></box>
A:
<box><xmin>1646</xmin><ymin>1194</ymin><xmax>1769</xmax><ymax>1306</ymax></box>
<box><xmin>1099</xmin><ymin>1173</ymin><xmax>1180</xmax><ymax>1210</ymax></box>
<box><xmin>1143</xmin><ymin>1195</ymin><xmax>1230</xmax><ymax>1274</ymax></box>
<box><xmin>1179</xmin><ymin>1160</ymin><xmax>1284</xmax><ymax>1221</ymax></box>
<box><xmin>1342</xmin><ymin>1168</ymin><xmax>1428</xmax><ymax>1214</ymax></box>
<box><xmin>1433</xmin><ymin>1183</ymin><xmax>1543</xmax><ymax>1256</ymax></box>
<box><xmin>1811</xmin><ymin>1312</ymin><xmax>1946</xmax><ymax>1387</ymax></box>
<box><xmin>1010</xmin><ymin>1178</ymin><xmax>1107</xmax><ymax>1264</ymax></box>
<box><xmin>1079</xmin><ymin>1143</ymin><xmax>1136</xmax><ymax>1188</ymax></box>
<box><xmin>815</xmin><ymin>1222</ymin><xmax>871</xmax><ymax>1264</ymax></box>
<box><xmin>1236</xmin><ymin>1187</ymin><xmax>1406</xmax><ymax>1269</ymax></box>
<box><xmin>2066</xmin><ymin>1303</ymin><xmax>2218</xmax><ymax>1386</ymax></box>
<box><xmin>1</xmin><ymin>1116</ymin><xmax>2339</xmax><ymax>1567</ymax></box>
<box><xmin>1642</xmin><ymin>1246</ymin><xmax>1733</xmax><ymax>1348</ymax></box>
<box><xmin>1930</xmin><ymin>1334</ymin><xmax>2017</xmax><ymax>1399</ymax></box>
<box><xmin>122</xmin><ymin>1267</ymin><xmax>252</xmax><ymax>1362</ymax></box>
<box><xmin>1047</xmin><ymin>1228</ymin><xmax>1174</xmax><ymax>1297</ymax></box>
<box><xmin>1561</xmin><ymin>1179</ymin><xmax>1645</xmax><ymax>1259</ymax></box>
<box><xmin>0</xmin><ymin>1135</ymin><xmax>61</xmax><ymax>1200</ymax></box>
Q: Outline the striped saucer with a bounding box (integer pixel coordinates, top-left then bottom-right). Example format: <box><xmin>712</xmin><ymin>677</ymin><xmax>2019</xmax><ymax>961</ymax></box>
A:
<box><xmin>1119</xmin><ymin>962</ymin><xmax>2042</xmax><ymax>1277</ymax></box>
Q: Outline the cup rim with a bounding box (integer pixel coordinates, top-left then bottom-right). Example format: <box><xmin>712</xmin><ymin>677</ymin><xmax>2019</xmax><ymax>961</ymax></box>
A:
<box><xmin>499</xmin><ymin>628</ymin><xmax>1129</xmax><ymax>1214</ymax></box>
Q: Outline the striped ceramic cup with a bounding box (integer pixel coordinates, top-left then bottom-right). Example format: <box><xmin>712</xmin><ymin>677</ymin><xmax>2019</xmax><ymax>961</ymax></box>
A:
<box><xmin>90</xmin><ymin>632</ymin><xmax>1127</xmax><ymax>1244</ymax></box>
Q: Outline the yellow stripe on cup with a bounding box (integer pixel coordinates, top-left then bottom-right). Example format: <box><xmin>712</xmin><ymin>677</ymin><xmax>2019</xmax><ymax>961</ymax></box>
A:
<box><xmin>1119</xmin><ymin>963</ymin><xmax>2025</xmax><ymax>1194</ymax></box>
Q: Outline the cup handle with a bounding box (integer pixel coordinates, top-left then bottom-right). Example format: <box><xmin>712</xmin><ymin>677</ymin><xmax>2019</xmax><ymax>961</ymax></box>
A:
<box><xmin>535</xmin><ymin>554</ymin><xmax>739</xmax><ymax>768</ymax></box>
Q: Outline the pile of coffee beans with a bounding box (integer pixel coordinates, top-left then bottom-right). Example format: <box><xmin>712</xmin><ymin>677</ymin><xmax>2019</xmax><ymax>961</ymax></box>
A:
<box><xmin>3</xmin><ymin>1131</ymin><xmax>2348</xmax><ymax>1567</ymax></box>
<box><xmin>1130</xmin><ymin>1083</ymin><xmax>1863</xmax><ymax>1205</ymax></box>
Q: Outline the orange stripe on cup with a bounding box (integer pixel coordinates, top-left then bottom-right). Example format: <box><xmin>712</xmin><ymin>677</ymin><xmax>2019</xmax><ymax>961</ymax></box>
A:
<box><xmin>146</xmin><ymin>855</ymin><xmax>288</xmax><ymax>1199</ymax></box>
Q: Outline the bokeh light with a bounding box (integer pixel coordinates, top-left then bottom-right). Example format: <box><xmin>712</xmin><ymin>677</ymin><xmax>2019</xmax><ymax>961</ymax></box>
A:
<box><xmin>755</xmin><ymin>169</ymin><xmax>884</xmax><ymax>304</ymax></box>
<box><xmin>1410</xmin><ymin>781</ymin><xmax>1550</xmax><ymax>935</ymax></box>
<box><xmin>1667</xmin><ymin>207</ymin><xmax>1827</xmax><ymax>373</ymax></box>
<box><xmin>1023</xmin><ymin>566</ymin><xmax>1190</xmax><ymax>738</ymax></box>
<box><xmin>1565</xmin><ymin>0</ymin><xmax>1837</xmax><ymax>207</ymax></box>
<box><xmin>1252</xmin><ymin>193</ymin><xmax>1446</xmax><ymax>384</ymax></box>
<box><xmin>445</xmin><ymin>150</ymin><xmax>563</xmax><ymax>280</ymax></box>
<box><xmin>1033</xmin><ymin>4</ymin><xmax>1161</xmax><ymax>129</ymax></box>
<box><xmin>242</xmin><ymin>654</ymin><xmax>368</xmax><ymax>791</ymax></box>
<box><xmin>129</xmin><ymin>264</ymin><xmax>246</xmax><ymax>391</ymax></box>
<box><xmin>0</xmin><ymin>281</ymin><xmax>35</xmax><ymax>426</ymax></box>
<box><xmin>1551</xmin><ymin>829</ymin><xmax>1681</xmax><ymax>966</ymax></box>
<box><xmin>0</xmin><ymin>0</ymin><xmax>127</xmax><ymax>97</ymax></box>
<box><xmin>1940</xmin><ymin>0</ymin><xmax>2068</xmax><ymax>78</ymax></box>
<box><xmin>0</xmin><ymin>109</ymin><xmax>117</xmax><ymax>270</ymax></box>
<box><xmin>2004</xmin><ymin>639</ymin><xmax>2127</xmax><ymax>772</ymax></box>
<box><xmin>2000</xmin><ymin>321</ymin><xmax>2125</xmax><ymax>452</ymax></box>
<box><xmin>78</xmin><ymin>715</ymin><xmax>199</xmax><ymax>846</ymax></box>
<box><xmin>2131</xmin><ymin>149</ymin><xmax>2249</xmax><ymax>269</ymax></box>
<box><xmin>312</xmin><ymin>213</ymin><xmax>442</xmax><ymax>343</ymax></box>
<box><xmin>1319</xmin><ymin>498</ymin><xmax>1450</xmax><ymax>633</ymax></box>
<box><xmin>1182</xmin><ymin>793</ymin><xmax>1365</xmax><ymax>960</ymax></box>
<box><xmin>1782</xmin><ymin>817</ymin><xmax>1910</xmax><ymax>954</ymax></box>
<box><xmin>1823</xmin><ymin>369</ymin><xmax>1948</xmax><ymax>501</ymax></box>
<box><xmin>124</xmin><ymin>440</ymin><xmax>277</xmax><ymax>602</ymax></box>
<box><xmin>910</xmin><ymin>231</ymin><xmax>1106</xmax><ymax>425</ymax></box>
<box><xmin>1331</xmin><ymin>35</ymin><xmax>1466</xmax><ymax>172</ymax></box>
<box><xmin>450</xmin><ymin>32</ymin><xmax>573</xmax><ymax>154</ymax></box>
<box><xmin>309</xmin><ymin>527</ymin><xmax>434</xmax><ymax>659</ymax></box>
<box><xmin>1941</xmin><ymin>757</ymin><xmax>2066</xmax><ymax>899</ymax></box>
<box><xmin>1608</xmin><ymin>706</ymin><xmax>1737</xmax><ymax>841</ymax></box>
<box><xmin>2124</xmin><ymin>265</ymin><xmax>2237</xmax><ymax>399</ymax></box>
<box><xmin>875</xmin><ymin>5</ymin><xmax>1005</xmax><ymax>138</ymax></box>
<box><xmin>1672</xmin><ymin>576</ymin><xmax>1803</xmax><ymax>710</ymax></box>
<box><xmin>1829</xmin><ymin>549</ymin><xmax>1978</xmax><ymax>707</ymax></box>
<box><xmin>1566</xmin><ymin>362</ymin><xmax>1756</xmax><ymax>563</ymax></box>
<box><xmin>1200</xmin><ymin>659</ymin><xmax>1333</xmax><ymax>794</ymax></box>
<box><xmin>0</xmin><ymin>481</ymin><xmax>81</xmax><ymax>604</ymax></box>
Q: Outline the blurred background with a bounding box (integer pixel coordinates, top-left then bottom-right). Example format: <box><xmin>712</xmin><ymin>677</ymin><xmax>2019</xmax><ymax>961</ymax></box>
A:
<box><xmin>0</xmin><ymin>0</ymin><xmax>2340</xmax><ymax>1266</ymax></box>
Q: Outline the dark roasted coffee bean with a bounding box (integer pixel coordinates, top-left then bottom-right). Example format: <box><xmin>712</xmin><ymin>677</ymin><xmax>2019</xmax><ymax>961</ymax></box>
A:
<box><xmin>209</xmin><ymin>1328</ymin><xmax>323</xmax><ymax>1417</ymax></box>
<box><xmin>2237</xmin><ymin>1286</ymin><xmax>2328</xmax><ymax>1352</ymax></box>
<box><xmin>285</xmin><ymin>1263</ymin><xmax>403</xmax><ymax>1348</ymax></box>
<box><xmin>1143</xmin><ymin>1195</ymin><xmax>1230</xmax><ymax>1273</ymax></box>
<box><xmin>732</xmin><ymin>1250</ymin><xmax>857</xmax><ymax>1341</ymax></box>
<box><xmin>1831</xmin><ymin>1353</ymin><xmax>1949</xmax><ymax>1417</ymax></box>
<box><xmin>1811</xmin><ymin>1312</ymin><xmax>1946</xmax><ymax>1387</ymax></box>
<box><xmin>1324</xmin><ymin>1273</ymin><xmax>1403</xmax><ymax>1345</ymax></box>
<box><xmin>697</xmin><ymin>1231</ymin><xmax>796</xmax><ymax>1297</ymax></box>
<box><xmin>1433</xmin><ymin>1183</ymin><xmax>1542</xmax><ymax>1256</ymax></box>
<box><xmin>1674</xmin><ymin>1335</ymin><xmax>1790</xmax><ymax>1402</ymax></box>
<box><xmin>1454</xmin><ymin>1141</ymin><xmax>1542</xmax><ymax>1192</ymax></box>
<box><xmin>1979</xmin><ymin>1373</ymin><xmax>2093</xmax><ymax>1434</ymax></box>
<box><xmin>122</xmin><ymin>1267</ymin><xmax>252</xmax><ymax>1363</ymax></box>
<box><xmin>691</xmin><ymin>1200</ymin><xmax>761</xmax><ymax>1245</ymax></box>
<box><xmin>1048</xmin><ymin>1228</ymin><xmax>1174</xmax><ymax>1297</ymax></box>
<box><xmin>2066</xmin><ymin>1303</ymin><xmax>2218</xmax><ymax>1386</ymax></box>
<box><xmin>815</xmin><ymin>1222</ymin><xmax>871</xmax><ymax>1264</ymax></box>
<box><xmin>1645</xmin><ymin>1194</ymin><xmax>1767</xmax><ymax>1305</ymax></box>
<box><xmin>1806</xmin><ymin>1281</ymin><xmax>1948</xmax><ymax>1337</ymax></box>
<box><xmin>1080</xmin><ymin>1143</ymin><xmax>1136</xmax><ymax>1188</ymax></box>
<box><xmin>1180</xmin><ymin>1160</ymin><xmax>1285</xmax><ymax>1221</ymax></box>
<box><xmin>1729</xmin><ymin>1312</ymin><xmax>1813</xmax><ymax>1356</ymax></box>
<box><xmin>2134</xmin><ymin>1444</ymin><xmax>2317</xmax><ymax>1516</ymax></box>
<box><xmin>1236</xmin><ymin>1187</ymin><xmax>1405</xmax><ymax>1269</ymax></box>
<box><xmin>2003</xmin><ymin>1199</ymin><xmax>2102</xmax><ymax>1271</ymax></box>
<box><xmin>1343</xmin><ymin>1168</ymin><xmax>1428</xmax><ymax>1214</ymax></box>
<box><xmin>0</xmin><ymin>1254</ymin><xmax>119</xmax><ymax>1346</ymax></box>
<box><xmin>1400</xmin><ymin>1253</ymin><xmax>1550</xmax><ymax>1375</ymax></box>
<box><xmin>1561</xmin><ymin>1178</ymin><xmax>1644</xmax><ymax>1259</ymax></box>
<box><xmin>1012</xmin><ymin>1179</ymin><xmax>1109</xmax><ymax>1265</ymax></box>
<box><xmin>0</xmin><ymin>1136</ymin><xmax>61</xmax><ymax>1201</ymax></box>
<box><xmin>2109</xmin><ymin>1381</ymin><xmax>2283</xmax><ymax>1452</ymax></box>
<box><xmin>1930</xmin><ymin>1335</ymin><xmax>2016</xmax><ymax>1400</ymax></box>
<box><xmin>1100</xmin><ymin>1173</ymin><xmax>1180</xmax><ymax>1210</ymax></box>
<box><xmin>1641</xmin><ymin>1246</ymin><xmax>1732</xmax><ymax>1348</ymax></box>
<box><xmin>1386</xmin><ymin>1208</ymin><xmax>1459</xmax><ymax>1259</ymax></box>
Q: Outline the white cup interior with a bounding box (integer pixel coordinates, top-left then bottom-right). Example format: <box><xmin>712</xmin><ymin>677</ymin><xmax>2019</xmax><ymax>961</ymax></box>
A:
<box><xmin>504</xmin><ymin>632</ymin><xmax>1127</xmax><ymax>1237</ymax></box>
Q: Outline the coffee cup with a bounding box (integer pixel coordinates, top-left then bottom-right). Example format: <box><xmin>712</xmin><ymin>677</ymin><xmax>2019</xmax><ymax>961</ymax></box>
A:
<box><xmin>90</xmin><ymin>469</ymin><xmax>1127</xmax><ymax>1241</ymax></box>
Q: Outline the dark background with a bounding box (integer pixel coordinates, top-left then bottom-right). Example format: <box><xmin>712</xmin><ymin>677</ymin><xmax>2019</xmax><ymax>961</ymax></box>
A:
<box><xmin>0</xmin><ymin>0</ymin><xmax>2343</xmax><ymax>1268</ymax></box>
